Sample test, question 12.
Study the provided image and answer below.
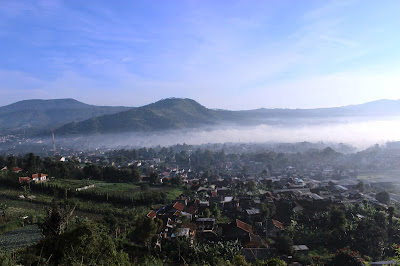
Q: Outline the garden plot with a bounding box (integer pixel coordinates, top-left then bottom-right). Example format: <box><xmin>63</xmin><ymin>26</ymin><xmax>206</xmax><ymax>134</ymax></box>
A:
<box><xmin>0</xmin><ymin>225</ymin><xmax>43</xmax><ymax>252</ymax></box>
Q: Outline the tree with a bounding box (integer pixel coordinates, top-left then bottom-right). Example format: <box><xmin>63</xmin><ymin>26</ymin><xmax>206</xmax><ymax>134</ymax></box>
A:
<box><xmin>149</xmin><ymin>172</ymin><xmax>160</xmax><ymax>185</ymax></box>
<box><xmin>388</xmin><ymin>206</ymin><xmax>395</xmax><ymax>227</ymax></box>
<box><xmin>171</xmin><ymin>176</ymin><xmax>183</xmax><ymax>186</ymax></box>
<box><xmin>6</xmin><ymin>156</ymin><xmax>16</xmax><ymax>168</ymax></box>
<box><xmin>44</xmin><ymin>220</ymin><xmax>130</xmax><ymax>265</ymax></box>
<box><xmin>83</xmin><ymin>164</ymin><xmax>102</xmax><ymax>180</ymax></box>
<box><xmin>262</xmin><ymin>258</ymin><xmax>287</xmax><ymax>266</ymax></box>
<box><xmin>129</xmin><ymin>165</ymin><xmax>141</xmax><ymax>182</ymax></box>
<box><xmin>140</xmin><ymin>183</ymin><xmax>150</xmax><ymax>191</ymax></box>
<box><xmin>204</xmin><ymin>208</ymin><xmax>211</xmax><ymax>218</ymax></box>
<box><xmin>40</xmin><ymin>201</ymin><xmax>76</xmax><ymax>238</ymax></box>
<box><xmin>351</xmin><ymin>219</ymin><xmax>387</xmax><ymax>260</ymax></box>
<box><xmin>376</xmin><ymin>191</ymin><xmax>390</xmax><ymax>204</ymax></box>
<box><xmin>130</xmin><ymin>216</ymin><xmax>163</xmax><ymax>246</ymax></box>
<box><xmin>0</xmin><ymin>202</ymin><xmax>7</xmax><ymax>218</ymax></box>
<box><xmin>232</xmin><ymin>255</ymin><xmax>250</xmax><ymax>266</ymax></box>
<box><xmin>329</xmin><ymin>206</ymin><xmax>347</xmax><ymax>232</ymax></box>
<box><xmin>246</xmin><ymin>181</ymin><xmax>257</xmax><ymax>192</ymax></box>
<box><xmin>260</xmin><ymin>202</ymin><xmax>276</xmax><ymax>220</ymax></box>
<box><xmin>356</xmin><ymin>181</ymin><xmax>365</xmax><ymax>192</ymax></box>
<box><xmin>274</xmin><ymin>235</ymin><xmax>293</xmax><ymax>255</ymax></box>
<box><xmin>328</xmin><ymin>248</ymin><xmax>364</xmax><ymax>266</ymax></box>
<box><xmin>25</xmin><ymin>153</ymin><xmax>37</xmax><ymax>173</ymax></box>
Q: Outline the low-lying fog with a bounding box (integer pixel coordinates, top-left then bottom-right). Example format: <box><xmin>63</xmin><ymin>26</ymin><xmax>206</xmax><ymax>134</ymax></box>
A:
<box><xmin>77</xmin><ymin>117</ymin><xmax>400</xmax><ymax>150</ymax></box>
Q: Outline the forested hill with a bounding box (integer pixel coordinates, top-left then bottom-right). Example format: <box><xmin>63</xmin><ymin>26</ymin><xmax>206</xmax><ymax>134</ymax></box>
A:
<box><xmin>2</xmin><ymin>98</ymin><xmax>400</xmax><ymax>136</ymax></box>
<box><xmin>0</xmin><ymin>99</ymin><xmax>131</xmax><ymax>135</ymax></box>
<box><xmin>56</xmin><ymin>98</ymin><xmax>400</xmax><ymax>135</ymax></box>
<box><xmin>56</xmin><ymin>98</ymin><xmax>231</xmax><ymax>135</ymax></box>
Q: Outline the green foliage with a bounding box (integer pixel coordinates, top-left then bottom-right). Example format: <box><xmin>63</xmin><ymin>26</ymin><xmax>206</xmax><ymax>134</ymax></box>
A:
<box><xmin>260</xmin><ymin>202</ymin><xmax>276</xmax><ymax>220</ymax></box>
<box><xmin>150</xmin><ymin>171</ymin><xmax>160</xmax><ymax>185</ymax></box>
<box><xmin>274</xmin><ymin>235</ymin><xmax>293</xmax><ymax>255</ymax></box>
<box><xmin>39</xmin><ymin>200</ymin><xmax>76</xmax><ymax>238</ymax></box>
<box><xmin>328</xmin><ymin>248</ymin><xmax>364</xmax><ymax>266</ymax></box>
<box><xmin>350</xmin><ymin>218</ymin><xmax>387</xmax><ymax>260</ymax></box>
<box><xmin>356</xmin><ymin>181</ymin><xmax>365</xmax><ymax>192</ymax></box>
<box><xmin>137</xmin><ymin>255</ymin><xmax>164</xmax><ymax>266</ymax></box>
<box><xmin>329</xmin><ymin>206</ymin><xmax>347</xmax><ymax>232</ymax></box>
<box><xmin>140</xmin><ymin>183</ymin><xmax>150</xmax><ymax>191</ymax></box>
<box><xmin>257</xmin><ymin>258</ymin><xmax>287</xmax><ymax>266</ymax></box>
<box><xmin>232</xmin><ymin>254</ymin><xmax>250</xmax><ymax>266</ymax></box>
<box><xmin>59</xmin><ymin>98</ymin><xmax>224</xmax><ymax>135</ymax></box>
<box><xmin>375</xmin><ymin>191</ymin><xmax>390</xmax><ymax>204</ymax></box>
<box><xmin>0</xmin><ymin>252</ymin><xmax>16</xmax><ymax>266</ymax></box>
<box><xmin>39</xmin><ymin>219</ymin><xmax>130</xmax><ymax>265</ymax></box>
<box><xmin>129</xmin><ymin>217</ymin><xmax>163</xmax><ymax>245</ymax></box>
<box><xmin>174</xmin><ymin>239</ymin><xmax>242</xmax><ymax>265</ymax></box>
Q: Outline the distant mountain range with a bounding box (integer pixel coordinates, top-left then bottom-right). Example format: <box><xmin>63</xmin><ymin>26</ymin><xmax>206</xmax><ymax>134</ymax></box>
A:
<box><xmin>0</xmin><ymin>99</ymin><xmax>130</xmax><ymax>135</ymax></box>
<box><xmin>1</xmin><ymin>98</ymin><xmax>400</xmax><ymax>136</ymax></box>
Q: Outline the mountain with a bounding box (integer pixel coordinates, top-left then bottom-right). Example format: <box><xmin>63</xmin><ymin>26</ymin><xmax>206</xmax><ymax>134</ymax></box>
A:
<box><xmin>3</xmin><ymin>98</ymin><xmax>400</xmax><ymax>136</ymax></box>
<box><xmin>57</xmin><ymin>98</ymin><xmax>227</xmax><ymax>135</ymax></box>
<box><xmin>57</xmin><ymin>98</ymin><xmax>400</xmax><ymax>136</ymax></box>
<box><xmin>0</xmin><ymin>99</ymin><xmax>131</xmax><ymax>135</ymax></box>
<box><xmin>241</xmin><ymin>99</ymin><xmax>400</xmax><ymax>120</ymax></box>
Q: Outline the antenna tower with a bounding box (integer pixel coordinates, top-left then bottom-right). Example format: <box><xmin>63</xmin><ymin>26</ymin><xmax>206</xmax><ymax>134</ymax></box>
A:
<box><xmin>51</xmin><ymin>129</ymin><xmax>56</xmax><ymax>156</ymax></box>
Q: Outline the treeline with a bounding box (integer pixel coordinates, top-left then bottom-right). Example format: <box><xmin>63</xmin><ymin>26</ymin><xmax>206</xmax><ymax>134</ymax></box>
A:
<box><xmin>30</xmin><ymin>182</ymin><xmax>168</xmax><ymax>206</ymax></box>
<box><xmin>290</xmin><ymin>204</ymin><xmax>400</xmax><ymax>261</ymax></box>
<box><xmin>0</xmin><ymin>153</ymin><xmax>143</xmax><ymax>183</ymax></box>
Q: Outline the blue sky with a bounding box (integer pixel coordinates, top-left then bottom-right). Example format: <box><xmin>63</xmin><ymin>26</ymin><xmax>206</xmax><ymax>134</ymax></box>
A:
<box><xmin>0</xmin><ymin>0</ymin><xmax>399</xmax><ymax>110</ymax></box>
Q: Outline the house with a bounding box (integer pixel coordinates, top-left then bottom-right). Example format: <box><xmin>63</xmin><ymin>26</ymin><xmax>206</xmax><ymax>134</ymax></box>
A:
<box><xmin>173</xmin><ymin>201</ymin><xmax>186</xmax><ymax>212</ymax></box>
<box><xmin>195</xmin><ymin>218</ymin><xmax>216</xmax><ymax>232</ymax></box>
<box><xmin>224</xmin><ymin>219</ymin><xmax>253</xmax><ymax>241</ymax></box>
<box><xmin>32</xmin><ymin>173</ymin><xmax>39</xmax><ymax>182</ymax></box>
<box><xmin>39</xmin><ymin>173</ymin><xmax>48</xmax><ymax>182</ymax></box>
<box><xmin>267</xmin><ymin>219</ymin><xmax>285</xmax><ymax>238</ymax></box>
<box><xmin>31</xmin><ymin>173</ymin><xmax>48</xmax><ymax>183</ymax></box>
<box><xmin>292</xmin><ymin>202</ymin><xmax>303</xmax><ymax>213</ymax></box>
<box><xmin>293</xmin><ymin>245</ymin><xmax>309</xmax><ymax>257</ymax></box>
<box><xmin>19</xmin><ymin>177</ymin><xmax>30</xmax><ymax>183</ymax></box>
<box><xmin>242</xmin><ymin>232</ymin><xmax>268</xmax><ymax>248</ymax></box>
<box><xmin>13</xmin><ymin>167</ymin><xmax>22</xmax><ymax>173</ymax></box>
<box><xmin>147</xmin><ymin>210</ymin><xmax>157</xmax><ymax>219</ymax></box>
<box><xmin>172</xmin><ymin>228</ymin><xmax>191</xmax><ymax>238</ymax></box>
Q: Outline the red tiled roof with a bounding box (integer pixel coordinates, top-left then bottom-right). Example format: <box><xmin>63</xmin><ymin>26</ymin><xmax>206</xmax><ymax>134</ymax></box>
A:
<box><xmin>13</xmin><ymin>167</ymin><xmax>22</xmax><ymax>172</ymax></box>
<box><xmin>32</xmin><ymin>173</ymin><xmax>39</xmax><ymax>179</ymax></box>
<box><xmin>19</xmin><ymin>177</ymin><xmax>30</xmax><ymax>183</ymax></box>
<box><xmin>236</xmin><ymin>219</ymin><xmax>253</xmax><ymax>233</ymax></box>
<box><xmin>173</xmin><ymin>202</ymin><xmax>185</xmax><ymax>211</ymax></box>
<box><xmin>146</xmin><ymin>210</ymin><xmax>157</xmax><ymax>219</ymax></box>
<box><xmin>40</xmin><ymin>173</ymin><xmax>47</xmax><ymax>177</ymax></box>
<box><xmin>272</xmin><ymin>219</ymin><xmax>285</xmax><ymax>230</ymax></box>
<box><xmin>173</xmin><ymin>210</ymin><xmax>181</xmax><ymax>216</ymax></box>
<box><xmin>186</xmin><ymin>205</ymin><xmax>198</xmax><ymax>215</ymax></box>
<box><xmin>248</xmin><ymin>232</ymin><xmax>267</xmax><ymax>247</ymax></box>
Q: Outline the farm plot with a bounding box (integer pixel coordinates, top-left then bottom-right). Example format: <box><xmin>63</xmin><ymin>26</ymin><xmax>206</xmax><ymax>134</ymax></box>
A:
<box><xmin>0</xmin><ymin>225</ymin><xmax>43</xmax><ymax>252</ymax></box>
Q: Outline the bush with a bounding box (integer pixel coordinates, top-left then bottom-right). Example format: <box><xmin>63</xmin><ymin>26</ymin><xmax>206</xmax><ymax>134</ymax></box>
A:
<box><xmin>328</xmin><ymin>248</ymin><xmax>364</xmax><ymax>266</ymax></box>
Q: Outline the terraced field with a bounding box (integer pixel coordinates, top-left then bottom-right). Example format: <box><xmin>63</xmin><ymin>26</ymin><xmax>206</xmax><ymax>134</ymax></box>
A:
<box><xmin>0</xmin><ymin>225</ymin><xmax>43</xmax><ymax>252</ymax></box>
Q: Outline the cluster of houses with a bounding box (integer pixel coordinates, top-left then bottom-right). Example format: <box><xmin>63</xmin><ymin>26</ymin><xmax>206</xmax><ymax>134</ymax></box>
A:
<box><xmin>18</xmin><ymin>173</ymin><xmax>48</xmax><ymax>184</ymax></box>
<box><xmin>143</xmin><ymin>162</ymin><xmax>396</xmax><ymax>263</ymax></box>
